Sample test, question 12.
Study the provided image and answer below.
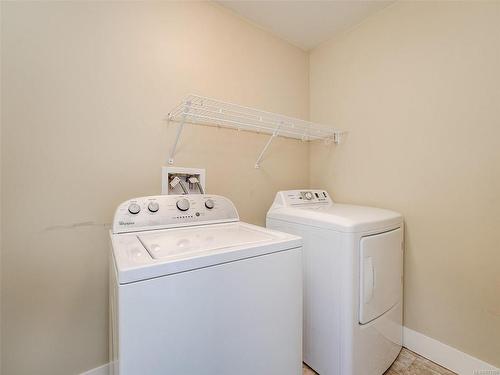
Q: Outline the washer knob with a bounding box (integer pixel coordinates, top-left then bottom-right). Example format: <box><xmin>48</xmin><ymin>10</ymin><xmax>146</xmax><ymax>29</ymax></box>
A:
<box><xmin>205</xmin><ymin>199</ymin><xmax>215</xmax><ymax>209</ymax></box>
<box><xmin>128</xmin><ymin>203</ymin><xmax>141</xmax><ymax>214</ymax></box>
<box><xmin>176</xmin><ymin>198</ymin><xmax>190</xmax><ymax>212</ymax></box>
<box><xmin>148</xmin><ymin>201</ymin><xmax>159</xmax><ymax>213</ymax></box>
<box><xmin>304</xmin><ymin>192</ymin><xmax>313</xmax><ymax>200</ymax></box>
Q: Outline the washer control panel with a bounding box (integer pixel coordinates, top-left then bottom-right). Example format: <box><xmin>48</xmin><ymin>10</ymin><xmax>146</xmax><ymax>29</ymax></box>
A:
<box><xmin>274</xmin><ymin>190</ymin><xmax>332</xmax><ymax>207</ymax></box>
<box><xmin>113</xmin><ymin>194</ymin><xmax>239</xmax><ymax>234</ymax></box>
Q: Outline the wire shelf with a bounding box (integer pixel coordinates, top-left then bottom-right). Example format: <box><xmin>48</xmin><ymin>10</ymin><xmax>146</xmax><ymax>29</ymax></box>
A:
<box><xmin>168</xmin><ymin>94</ymin><xmax>343</xmax><ymax>141</ymax></box>
<box><xmin>167</xmin><ymin>94</ymin><xmax>345</xmax><ymax>168</ymax></box>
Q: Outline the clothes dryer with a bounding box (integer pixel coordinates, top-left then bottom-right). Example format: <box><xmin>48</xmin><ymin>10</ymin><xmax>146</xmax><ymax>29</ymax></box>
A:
<box><xmin>267</xmin><ymin>190</ymin><xmax>403</xmax><ymax>375</ymax></box>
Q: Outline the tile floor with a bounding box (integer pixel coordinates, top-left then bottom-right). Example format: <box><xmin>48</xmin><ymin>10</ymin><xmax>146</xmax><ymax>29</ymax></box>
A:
<box><xmin>302</xmin><ymin>348</ymin><xmax>456</xmax><ymax>375</ymax></box>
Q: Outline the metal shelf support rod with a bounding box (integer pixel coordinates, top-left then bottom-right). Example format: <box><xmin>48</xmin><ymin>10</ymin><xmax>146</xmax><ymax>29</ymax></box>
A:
<box><xmin>333</xmin><ymin>131</ymin><xmax>342</xmax><ymax>144</ymax></box>
<box><xmin>255</xmin><ymin>125</ymin><xmax>281</xmax><ymax>169</ymax></box>
<box><xmin>168</xmin><ymin>102</ymin><xmax>191</xmax><ymax>165</ymax></box>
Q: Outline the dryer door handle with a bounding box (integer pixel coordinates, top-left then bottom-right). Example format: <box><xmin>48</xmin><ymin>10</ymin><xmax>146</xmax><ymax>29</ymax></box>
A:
<box><xmin>363</xmin><ymin>256</ymin><xmax>374</xmax><ymax>303</ymax></box>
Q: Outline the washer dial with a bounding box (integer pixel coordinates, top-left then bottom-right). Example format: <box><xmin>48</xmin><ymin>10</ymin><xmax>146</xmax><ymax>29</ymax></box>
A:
<box><xmin>176</xmin><ymin>198</ymin><xmax>190</xmax><ymax>212</ymax></box>
<box><xmin>205</xmin><ymin>199</ymin><xmax>215</xmax><ymax>209</ymax></box>
<box><xmin>128</xmin><ymin>203</ymin><xmax>141</xmax><ymax>214</ymax></box>
<box><xmin>148</xmin><ymin>201</ymin><xmax>159</xmax><ymax>213</ymax></box>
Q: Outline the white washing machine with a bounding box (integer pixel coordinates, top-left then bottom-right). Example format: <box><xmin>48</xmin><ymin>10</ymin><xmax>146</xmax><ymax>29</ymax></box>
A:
<box><xmin>109</xmin><ymin>194</ymin><xmax>303</xmax><ymax>375</ymax></box>
<box><xmin>267</xmin><ymin>190</ymin><xmax>404</xmax><ymax>375</ymax></box>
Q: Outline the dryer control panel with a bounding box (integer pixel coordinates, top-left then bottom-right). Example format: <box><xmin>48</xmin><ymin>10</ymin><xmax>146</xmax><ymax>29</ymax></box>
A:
<box><xmin>273</xmin><ymin>190</ymin><xmax>332</xmax><ymax>207</ymax></box>
<box><xmin>112</xmin><ymin>194</ymin><xmax>239</xmax><ymax>234</ymax></box>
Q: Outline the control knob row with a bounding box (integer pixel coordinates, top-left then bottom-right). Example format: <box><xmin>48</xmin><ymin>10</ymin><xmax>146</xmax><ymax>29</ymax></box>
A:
<box><xmin>175</xmin><ymin>198</ymin><xmax>215</xmax><ymax>211</ymax></box>
<box><xmin>130</xmin><ymin>199</ymin><xmax>216</xmax><ymax>214</ymax></box>
<box><xmin>128</xmin><ymin>201</ymin><xmax>160</xmax><ymax>214</ymax></box>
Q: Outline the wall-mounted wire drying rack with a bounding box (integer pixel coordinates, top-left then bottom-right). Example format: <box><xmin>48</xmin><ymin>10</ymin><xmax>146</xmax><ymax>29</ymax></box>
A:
<box><xmin>167</xmin><ymin>94</ymin><xmax>346</xmax><ymax>168</ymax></box>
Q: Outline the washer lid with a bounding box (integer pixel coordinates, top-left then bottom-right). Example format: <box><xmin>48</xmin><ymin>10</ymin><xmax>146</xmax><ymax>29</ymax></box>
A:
<box><xmin>138</xmin><ymin>224</ymin><xmax>276</xmax><ymax>260</ymax></box>
<box><xmin>110</xmin><ymin>222</ymin><xmax>302</xmax><ymax>284</ymax></box>
<box><xmin>267</xmin><ymin>204</ymin><xmax>402</xmax><ymax>233</ymax></box>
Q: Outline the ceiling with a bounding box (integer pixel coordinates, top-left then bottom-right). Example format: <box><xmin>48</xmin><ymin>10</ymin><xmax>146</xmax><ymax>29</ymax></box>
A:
<box><xmin>217</xmin><ymin>1</ymin><xmax>394</xmax><ymax>50</ymax></box>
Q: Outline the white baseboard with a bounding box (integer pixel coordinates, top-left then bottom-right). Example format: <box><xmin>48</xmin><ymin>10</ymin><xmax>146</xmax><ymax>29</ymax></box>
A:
<box><xmin>80</xmin><ymin>362</ymin><xmax>109</xmax><ymax>375</ymax></box>
<box><xmin>80</xmin><ymin>328</ymin><xmax>499</xmax><ymax>375</ymax></box>
<box><xmin>403</xmin><ymin>327</ymin><xmax>499</xmax><ymax>375</ymax></box>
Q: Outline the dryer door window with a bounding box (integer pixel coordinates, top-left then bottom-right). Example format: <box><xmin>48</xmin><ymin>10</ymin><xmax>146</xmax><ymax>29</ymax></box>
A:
<box><xmin>359</xmin><ymin>227</ymin><xmax>403</xmax><ymax>324</ymax></box>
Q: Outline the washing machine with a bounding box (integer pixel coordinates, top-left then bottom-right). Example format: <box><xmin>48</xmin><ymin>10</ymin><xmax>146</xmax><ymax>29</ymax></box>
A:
<box><xmin>109</xmin><ymin>194</ymin><xmax>303</xmax><ymax>375</ymax></box>
<box><xmin>267</xmin><ymin>190</ymin><xmax>403</xmax><ymax>375</ymax></box>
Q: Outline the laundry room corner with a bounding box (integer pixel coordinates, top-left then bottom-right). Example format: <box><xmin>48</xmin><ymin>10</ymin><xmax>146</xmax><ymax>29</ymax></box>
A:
<box><xmin>2</xmin><ymin>1</ymin><xmax>499</xmax><ymax>374</ymax></box>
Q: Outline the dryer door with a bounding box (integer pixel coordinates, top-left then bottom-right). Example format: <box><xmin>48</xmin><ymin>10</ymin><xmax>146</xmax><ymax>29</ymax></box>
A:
<box><xmin>359</xmin><ymin>227</ymin><xmax>403</xmax><ymax>324</ymax></box>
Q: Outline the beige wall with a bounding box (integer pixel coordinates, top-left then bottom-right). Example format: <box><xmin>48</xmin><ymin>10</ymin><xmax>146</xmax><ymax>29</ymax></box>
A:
<box><xmin>0</xmin><ymin>2</ymin><xmax>309</xmax><ymax>374</ymax></box>
<box><xmin>0</xmin><ymin>2</ymin><xmax>2</xmax><ymax>370</ymax></box>
<box><xmin>310</xmin><ymin>1</ymin><xmax>500</xmax><ymax>367</ymax></box>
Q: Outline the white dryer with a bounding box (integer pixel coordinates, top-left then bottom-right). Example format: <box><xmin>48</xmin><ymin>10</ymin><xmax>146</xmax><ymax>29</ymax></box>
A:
<box><xmin>110</xmin><ymin>194</ymin><xmax>303</xmax><ymax>375</ymax></box>
<box><xmin>267</xmin><ymin>190</ymin><xmax>403</xmax><ymax>375</ymax></box>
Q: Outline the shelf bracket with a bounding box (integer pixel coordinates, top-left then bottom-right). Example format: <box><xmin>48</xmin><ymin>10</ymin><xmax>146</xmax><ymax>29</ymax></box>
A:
<box><xmin>333</xmin><ymin>131</ymin><xmax>343</xmax><ymax>145</ymax></box>
<box><xmin>255</xmin><ymin>124</ymin><xmax>281</xmax><ymax>169</ymax></box>
<box><xmin>167</xmin><ymin>102</ymin><xmax>191</xmax><ymax>165</ymax></box>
